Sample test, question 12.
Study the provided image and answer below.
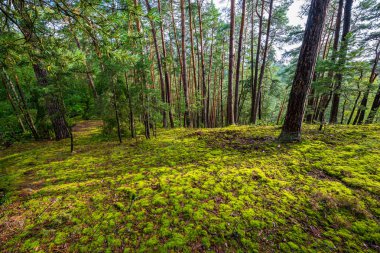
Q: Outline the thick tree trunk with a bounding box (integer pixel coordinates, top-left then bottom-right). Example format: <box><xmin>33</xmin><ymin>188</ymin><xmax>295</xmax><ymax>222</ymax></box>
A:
<box><xmin>279</xmin><ymin>0</ymin><xmax>329</xmax><ymax>142</ymax></box>
<box><xmin>329</xmin><ymin>0</ymin><xmax>353</xmax><ymax>123</ymax></box>
<box><xmin>33</xmin><ymin>64</ymin><xmax>70</xmax><ymax>140</ymax></box>
<box><xmin>227</xmin><ymin>0</ymin><xmax>236</xmax><ymax>125</ymax></box>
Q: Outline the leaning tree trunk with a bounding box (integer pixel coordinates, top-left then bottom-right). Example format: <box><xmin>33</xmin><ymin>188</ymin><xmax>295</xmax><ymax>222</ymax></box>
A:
<box><xmin>279</xmin><ymin>0</ymin><xmax>329</xmax><ymax>142</ymax></box>
<box><xmin>365</xmin><ymin>41</ymin><xmax>380</xmax><ymax>124</ymax></box>
<box><xmin>356</xmin><ymin>41</ymin><xmax>380</xmax><ymax>124</ymax></box>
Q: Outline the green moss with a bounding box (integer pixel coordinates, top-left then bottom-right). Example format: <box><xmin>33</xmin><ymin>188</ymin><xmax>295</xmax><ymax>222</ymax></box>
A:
<box><xmin>1</xmin><ymin>124</ymin><xmax>380</xmax><ymax>252</ymax></box>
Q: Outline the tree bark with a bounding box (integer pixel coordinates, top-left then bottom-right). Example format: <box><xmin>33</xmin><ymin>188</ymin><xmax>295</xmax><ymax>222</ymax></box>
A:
<box><xmin>180</xmin><ymin>0</ymin><xmax>191</xmax><ymax>127</ymax></box>
<box><xmin>227</xmin><ymin>0</ymin><xmax>236</xmax><ymax>125</ymax></box>
<box><xmin>256</xmin><ymin>0</ymin><xmax>274</xmax><ymax>122</ymax></box>
<box><xmin>316</xmin><ymin>0</ymin><xmax>343</xmax><ymax>125</ymax></box>
<box><xmin>279</xmin><ymin>0</ymin><xmax>330</xmax><ymax>142</ymax></box>
<box><xmin>250</xmin><ymin>0</ymin><xmax>264</xmax><ymax>124</ymax></box>
<box><xmin>234</xmin><ymin>0</ymin><xmax>246</xmax><ymax>123</ymax></box>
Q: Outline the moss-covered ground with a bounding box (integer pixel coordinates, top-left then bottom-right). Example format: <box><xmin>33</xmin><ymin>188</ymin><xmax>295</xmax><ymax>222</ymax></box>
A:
<box><xmin>1</xmin><ymin>121</ymin><xmax>379</xmax><ymax>252</ymax></box>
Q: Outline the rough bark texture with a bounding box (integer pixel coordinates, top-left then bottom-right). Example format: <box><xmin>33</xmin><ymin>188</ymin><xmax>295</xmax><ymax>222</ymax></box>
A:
<box><xmin>33</xmin><ymin>64</ymin><xmax>70</xmax><ymax>140</ymax></box>
<box><xmin>279</xmin><ymin>0</ymin><xmax>330</xmax><ymax>142</ymax></box>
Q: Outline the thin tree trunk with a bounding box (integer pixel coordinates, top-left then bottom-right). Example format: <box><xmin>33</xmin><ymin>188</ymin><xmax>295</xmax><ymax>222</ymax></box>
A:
<box><xmin>196</xmin><ymin>0</ymin><xmax>207</xmax><ymax>127</ymax></box>
<box><xmin>365</xmin><ymin>41</ymin><xmax>380</xmax><ymax>123</ymax></box>
<box><xmin>317</xmin><ymin>0</ymin><xmax>343</xmax><ymax>125</ymax></box>
<box><xmin>250</xmin><ymin>0</ymin><xmax>264</xmax><ymax>124</ymax></box>
<box><xmin>180</xmin><ymin>0</ymin><xmax>191</xmax><ymax>127</ymax></box>
<box><xmin>234</xmin><ymin>0</ymin><xmax>246</xmax><ymax>122</ymax></box>
<box><xmin>145</xmin><ymin>0</ymin><xmax>167</xmax><ymax>128</ymax></box>
<box><xmin>256</xmin><ymin>0</ymin><xmax>274</xmax><ymax>121</ymax></box>
<box><xmin>227</xmin><ymin>0</ymin><xmax>236</xmax><ymax>125</ymax></box>
<box><xmin>330</xmin><ymin>0</ymin><xmax>353</xmax><ymax>123</ymax></box>
<box><xmin>125</xmin><ymin>72</ymin><xmax>135</xmax><ymax>138</ymax></box>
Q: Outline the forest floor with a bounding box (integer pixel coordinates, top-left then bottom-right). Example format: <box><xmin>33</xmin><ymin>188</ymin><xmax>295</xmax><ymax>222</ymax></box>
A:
<box><xmin>0</xmin><ymin>121</ymin><xmax>379</xmax><ymax>252</ymax></box>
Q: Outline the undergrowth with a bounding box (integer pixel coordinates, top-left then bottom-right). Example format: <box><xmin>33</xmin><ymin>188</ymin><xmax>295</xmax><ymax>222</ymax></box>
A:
<box><xmin>0</xmin><ymin>121</ymin><xmax>379</xmax><ymax>252</ymax></box>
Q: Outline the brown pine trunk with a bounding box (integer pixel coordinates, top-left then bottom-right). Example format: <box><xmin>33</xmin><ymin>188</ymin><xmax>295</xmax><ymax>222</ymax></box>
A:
<box><xmin>145</xmin><ymin>0</ymin><xmax>167</xmax><ymax>128</ymax></box>
<box><xmin>180</xmin><ymin>0</ymin><xmax>191</xmax><ymax>127</ymax></box>
<box><xmin>316</xmin><ymin>0</ymin><xmax>343</xmax><ymax>125</ymax></box>
<box><xmin>196</xmin><ymin>0</ymin><xmax>207</xmax><ymax>127</ymax></box>
<box><xmin>157</xmin><ymin>0</ymin><xmax>174</xmax><ymax>128</ymax></box>
<box><xmin>256</xmin><ymin>0</ymin><xmax>274</xmax><ymax>121</ymax></box>
<box><xmin>279</xmin><ymin>0</ymin><xmax>329</xmax><ymax>142</ymax></box>
<box><xmin>227</xmin><ymin>0</ymin><xmax>236</xmax><ymax>125</ymax></box>
<box><xmin>250</xmin><ymin>0</ymin><xmax>264</xmax><ymax>124</ymax></box>
<box><xmin>234</xmin><ymin>0</ymin><xmax>246</xmax><ymax>123</ymax></box>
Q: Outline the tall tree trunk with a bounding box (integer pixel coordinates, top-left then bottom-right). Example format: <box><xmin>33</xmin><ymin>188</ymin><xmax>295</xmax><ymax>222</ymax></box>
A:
<box><xmin>256</xmin><ymin>0</ymin><xmax>274</xmax><ymax>121</ymax></box>
<box><xmin>329</xmin><ymin>0</ymin><xmax>353</xmax><ymax>123</ymax></box>
<box><xmin>188</xmin><ymin>0</ymin><xmax>198</xmax><ymax>122</ymax></box>
<box><xmin>196</xmin><ymin>0</ymin><xmax>207</xmax><ymax>127</ymax></box>
<box><xmin>250</xmin><ymin>0</ymin><xmax>264</xmax><ymax>124</ymax></box>
<box><xmin>279</xmin><ymin>0</ymin><xmax>329</xmax><ymax>142</ymax></box>
<box><xmin>227</xmin><ymin>0</ymin><xmax>236</xmax><ymax>125</ymax></box>
<box><xmin>317</xmin><ymin>0</ymin><xmax>343</xmax><ymax>125</ymax></box>
<box><xmin>157</xmin><ymin>0</ymin><xmax>174</xmax><ymax>128</ymax></box>
<box><xmin>234</xmin><ymin>0</ymin><xmax>246</xmax><ymax>123</ymax></box>
<box><xmin>145</xmin><ymin>0</ymin><xmax>167</xmax><ymax>128</ymax></box>
<box><xmin>180</xmin><ymin>0</ymin><xmax>191</xmax><ymax>127</ymax></box>
<box><xmin>134</xmin><ymin>0</ymin><xmax>150</xmax><ymax>139</ymax></box>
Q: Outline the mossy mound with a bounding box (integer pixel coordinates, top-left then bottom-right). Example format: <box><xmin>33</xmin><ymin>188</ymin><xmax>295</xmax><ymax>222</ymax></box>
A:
<box><xmin>1</xmin><ymin>122</ymin><xmax>379</xmax><ymax>252</ymax></box>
